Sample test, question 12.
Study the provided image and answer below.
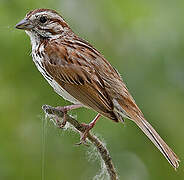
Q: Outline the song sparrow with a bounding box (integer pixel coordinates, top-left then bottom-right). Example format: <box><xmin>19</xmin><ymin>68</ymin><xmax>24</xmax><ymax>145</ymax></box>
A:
<box><xmin>16</xmin><ymin>9</ymin><xmax>179</xmax><ymax>169</ymax></box>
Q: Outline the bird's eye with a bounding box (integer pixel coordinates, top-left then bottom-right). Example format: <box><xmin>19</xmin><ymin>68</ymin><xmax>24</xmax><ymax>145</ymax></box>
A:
<box><xmin>39</xmin><ymin>16</ymin><xmax>47</xmax><ymax>23</ymax></box>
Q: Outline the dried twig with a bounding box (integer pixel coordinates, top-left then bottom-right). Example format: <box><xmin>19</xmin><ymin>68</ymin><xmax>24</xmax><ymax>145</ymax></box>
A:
<box><xmin>42</xmin><ymin>104</ymin><xmax>119</xmax><ymax>180</ymax></box>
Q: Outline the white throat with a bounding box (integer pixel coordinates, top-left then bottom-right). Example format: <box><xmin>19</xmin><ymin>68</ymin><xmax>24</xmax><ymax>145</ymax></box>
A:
<box><xmin>25</xmin><ymin>30</ymin><xmax>41</xmax><ymax>50</ymax></box>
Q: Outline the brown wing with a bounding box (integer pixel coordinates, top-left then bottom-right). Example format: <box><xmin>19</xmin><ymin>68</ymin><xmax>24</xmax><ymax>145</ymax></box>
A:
<box><xmin>42</xmin><ymin>40</ymin><xmax>118</xmax><ymax>121</ymax></box>
<box><xmin>45</xmin><ymin>38</ymin><xmax>180</xmax><ymax>169</ymax></box>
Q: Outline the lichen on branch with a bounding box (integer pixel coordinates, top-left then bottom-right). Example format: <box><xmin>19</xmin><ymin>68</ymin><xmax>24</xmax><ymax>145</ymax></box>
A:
<box><xmin>42</xmin><ymin>104</ymin><xmax>119</xmax><ymax>180</ymax></box>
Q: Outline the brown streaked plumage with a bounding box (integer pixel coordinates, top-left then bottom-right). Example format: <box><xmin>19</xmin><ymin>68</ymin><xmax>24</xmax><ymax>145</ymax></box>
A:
<box><xmin>15</xmin><ymin>8</ymin><xmax>180</xmax><ymax>169</ymax></box>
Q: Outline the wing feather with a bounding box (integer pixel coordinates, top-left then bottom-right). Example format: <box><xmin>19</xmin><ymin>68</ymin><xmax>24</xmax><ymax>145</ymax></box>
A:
<box><xmin>43</xmin><ymin>41</ymin><xmax>118</xmax><ymax>121</ymax></box>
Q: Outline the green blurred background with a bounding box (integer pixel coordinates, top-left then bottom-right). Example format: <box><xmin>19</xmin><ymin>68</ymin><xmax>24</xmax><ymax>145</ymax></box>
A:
<box><xmin>0</xmin><ymin>0</ymin><xmax>183</xmax><ymax>179</ymax></box>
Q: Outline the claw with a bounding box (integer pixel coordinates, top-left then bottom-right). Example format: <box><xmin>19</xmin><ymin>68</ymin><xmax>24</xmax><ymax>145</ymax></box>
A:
<box><xmin>75</xmin><ymin>125</ymin><xmax>91</xmax><ymax>146</ymax></box>
<box><xmin>75</xmin><ymin>114</ymin><xmax>101</xmax><ymax>146</ymax></box>
<box><xmin>75</xmin><ymin>139</ymin><xmax>89</xmax><ymax>146</ymax></box>
<box><xmin>54</xmin><ymin>104</ymin><xmax>83</xmax><ymax>128</ymax></box>
<box><xmin>53</xmin><ymin>106</ymin><xmax>101</xmax><ymax>147</ymax></box>
<box><xmin>54</xmin><ymin>114</ymin><xmax>66</xmax><ymax>128</ymax></box>
<box><xmin>59</xmin><ymin>111</ymin><xmax>67</xmax><ymax>128</ymax></box>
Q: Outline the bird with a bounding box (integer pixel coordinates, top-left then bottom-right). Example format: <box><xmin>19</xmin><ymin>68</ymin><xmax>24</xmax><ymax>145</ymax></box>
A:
<box><xmin>15</xmin><ymin>8</ymin><xmax>179</xmax><ymax>169</ymax></box>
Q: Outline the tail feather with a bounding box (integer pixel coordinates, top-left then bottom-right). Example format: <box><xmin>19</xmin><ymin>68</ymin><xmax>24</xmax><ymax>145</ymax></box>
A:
<box><xmin>113</xmin><ymin>97</ymin><xmax>180</xmax><ymax>169</ymax></box>
<box><xmin>134</xmin><ymin>116</ymin><xmax>180</xmax><ymax>169</ymax></box>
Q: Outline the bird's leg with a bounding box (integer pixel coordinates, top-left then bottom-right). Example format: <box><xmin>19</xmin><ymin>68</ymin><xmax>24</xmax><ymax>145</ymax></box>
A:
<box><xmin>55</xmin><ymin>104</ymin><xmax>83</xmax><ymax>128</ymax></box>
<box><xmin>76</xmin><ymin>113</ymin><xmax>101</xmax><ymax>145</ymax></box>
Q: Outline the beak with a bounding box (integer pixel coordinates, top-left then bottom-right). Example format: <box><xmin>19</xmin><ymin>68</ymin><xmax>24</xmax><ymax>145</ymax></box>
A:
<box><xmin>15</xmin><ymin>19</ymin><xmax>33</xmax><ymax>30</ymax></box>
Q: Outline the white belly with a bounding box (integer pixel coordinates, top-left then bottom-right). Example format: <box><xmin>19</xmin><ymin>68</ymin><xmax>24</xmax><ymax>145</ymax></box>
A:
<box><xmin>49</xmin><ymin>79</ymin><xmax>80</xmax><ymax>104</ymax></box>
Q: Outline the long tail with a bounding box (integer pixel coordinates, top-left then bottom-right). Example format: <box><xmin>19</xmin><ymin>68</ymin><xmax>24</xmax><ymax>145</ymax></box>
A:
<box><xmin>113</xmin><ymin>96</ymin><xmax>180</xmax><ymax>169</ymax></box>
<box><xmin>133</xmin><ymin>116</ymin><xmax>180</xmax><ymax>169</ymax></box>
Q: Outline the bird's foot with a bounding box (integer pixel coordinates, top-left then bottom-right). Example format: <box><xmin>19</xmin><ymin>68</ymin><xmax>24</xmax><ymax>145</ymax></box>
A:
<box><xmin>75</xmin><ymin>123</ymin><xmax>93</xmax><ymax>146</ymax></box>
<box><xmin>55</xmin><ymin>104</ymin><xmax>83</xmax><ymax>128</ymax></box>
<box><xmin>76</xmin><ymin>113</ymin><xmax>101</xmax><ymax>146</ymax></box>
<box><xmin>55</xmin><ymin>115</ymin><xmax>67</xmax><ymax>128</ymax></box>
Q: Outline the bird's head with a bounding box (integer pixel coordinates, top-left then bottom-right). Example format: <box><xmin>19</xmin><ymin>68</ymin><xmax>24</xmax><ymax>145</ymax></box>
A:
<box><xmin>15</xmin><ymin>9</ymin><xmax>70</xmax><ymax>39</ymax></box>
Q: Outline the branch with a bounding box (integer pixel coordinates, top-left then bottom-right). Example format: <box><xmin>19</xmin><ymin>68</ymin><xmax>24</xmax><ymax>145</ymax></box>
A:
<box><xmin>42</xmin><ymin>104</ymin><xmax>119</xmax><ymax>180</ymax></box>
